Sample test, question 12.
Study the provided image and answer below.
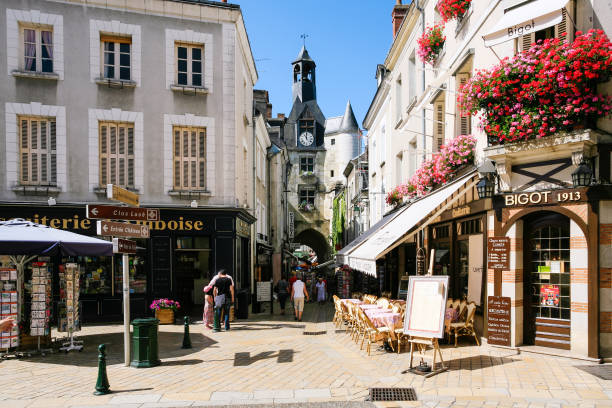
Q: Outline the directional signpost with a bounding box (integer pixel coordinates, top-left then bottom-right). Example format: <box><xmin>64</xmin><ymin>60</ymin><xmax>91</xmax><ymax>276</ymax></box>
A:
<box><xmin>87</xmin><ymin>205</ymin><xmax>159</xmax><ymax>221</ymax></box>
<box><xmin>97</xmin><ymin>220</ymin><xmax>150</xmax><ymax>239</ymax></box>
<box><xmin>113</xmin><ymin>238</ymin><xmax>137</xmax><ymax>254</ymax></box>
<box><xmin>89</xmin><ymin>185</ymin><xmax>160</xmax><ymax>367</ymax></box>
<box><xmin>107</xmin><ymin>184</ymin><xmax>139</xmax><ymax>207</ymax></box>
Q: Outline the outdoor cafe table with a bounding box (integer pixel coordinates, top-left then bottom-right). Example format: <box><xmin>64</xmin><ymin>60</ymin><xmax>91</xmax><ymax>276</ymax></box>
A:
<box><xmin>358</xmin><ymin>304</ymin><xmax>381</xmax><ymax>310</ymax></box>
<box><xmin>340</xmin><ymin>299</ymin><xmax>364</xmax><ymax>306</ymax></box>
<box><xmin>364</xmin><ymin>309</ymin><xmax>402</xmax><ymax>329</ymax></box>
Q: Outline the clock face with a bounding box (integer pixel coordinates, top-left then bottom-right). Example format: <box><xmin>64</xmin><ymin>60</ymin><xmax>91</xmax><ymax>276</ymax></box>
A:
<box><xmin>299</xmin><ymin>131</ymin><xmax>314</xmax><ymax>146</ymax></box>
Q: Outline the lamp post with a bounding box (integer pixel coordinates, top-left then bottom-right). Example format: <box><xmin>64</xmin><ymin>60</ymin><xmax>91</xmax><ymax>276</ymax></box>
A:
<box><xmin>571</xmin><ymin>160</ymin><xmax>592</xmax><ymax>187</ymax></box>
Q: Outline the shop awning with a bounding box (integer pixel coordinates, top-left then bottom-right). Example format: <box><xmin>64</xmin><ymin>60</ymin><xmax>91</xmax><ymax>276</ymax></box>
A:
<box><xmin>483</xmin><ymin>0</ymin><xmax>568</xmax><ymax>47</ymax></box>
<box><xmin>335</xmin><ymin>207</ymin><xmax>405</xmax><ymax>265</ymax></box>
<box><xmin>347</xmin><ymin>170</ymin><xmax>479</xmax><ymax>276</ymax></box>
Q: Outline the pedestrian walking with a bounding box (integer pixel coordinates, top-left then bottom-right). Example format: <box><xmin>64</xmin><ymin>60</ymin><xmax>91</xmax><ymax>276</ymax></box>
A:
<box><xmin>202</xmin><ymin>284</ymin><xmax>214</xmax><ymax>329</ymax></box>
<box><xmin>315</xmin><ymin>276</ymin><xmax>327</xmax><ymax>305</ymax></box>
<box><xmin>213</xmin><ymin>269</ymin><xmax>234</xmax><ymax>331</ymax></box>
<box><xmin>290</xmin><ymin>274</ymin><xmax>309</xmax><ymax>322</ymax></box>
<box><xmin>275</xmin><ymin>275</ymin><xmax>289</xmax><ymax>315</ymax></box>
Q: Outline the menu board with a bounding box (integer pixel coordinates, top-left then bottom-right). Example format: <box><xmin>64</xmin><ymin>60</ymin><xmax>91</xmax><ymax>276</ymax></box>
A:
<box><xmin>256</xmin><ymin>281</ymin><xmax>272</xmax><ymax>302</ymax></box>
<box><xmin>0</xmin><ymin>268</ymin><xmax>19</xmax><ymax>349</ymax></box>
<box><xmin>487</xmin><ymin>237</ymin><xmax>510</xmax><ymax>270</ymax></box>
<box><xmin>403</xmin><ymin>275</ymin><xmax>449</xmax><ymax>338</ymax></box>
<box><xmin>487</xmin><ymin>296</ymin><xmax>511</xmax><ymax>346</ymax></box>
<box><xmin>58</xmin><ymin>263</ymin><xmax>81</xmax><ymax>332</ymax></box>
<box><xmin>30</xmin><ymin>263</ymin><xmax>51</xmax><ymax>337</ymax></box>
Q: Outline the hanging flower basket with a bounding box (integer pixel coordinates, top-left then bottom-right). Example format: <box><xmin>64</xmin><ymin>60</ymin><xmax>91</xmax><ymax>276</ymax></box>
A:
<box><xmin>417</xmin><ymin>23</ymin><xmax>446</xmax><ymax>65</ymax></box>
<box><xmin>386</xmin><ymin>134</ymin><xmax>476</xmax><ymax>205</ymax></box>
<box><xmin>437</xmin><ymin>0</ymin><xmax>472</xmax><ymax>22</ymax></box>
<box><xmin>298</xmin><ymin>201</ymin><xmax>314</xmax><ymax>212</ymax></box>
<box><xmin>459</xmin><ymin>29</ymin><xmax>612</xmax><ymax>145</ymax></box>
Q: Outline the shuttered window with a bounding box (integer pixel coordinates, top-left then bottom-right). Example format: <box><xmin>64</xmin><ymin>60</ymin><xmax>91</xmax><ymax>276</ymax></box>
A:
<box><xmin>517</xmin><ymin>8</ymin><xmax>571</xmax><ymax>54</ymax></box>
<box><xmin>173</xmin><ymin>126</ymin><xmax>206</xmax><ymax>190</ymax></box>
<box><xmin>433</xmin><ymin>100</ymin><xmax>445</xmax><ymax>152</ymax></box>
<box><xmin>99</xmin><ymin>122</ymin><xmax>135</xmax><ymax>188</ymax></box>
<box><xmin>455</xmin><ymin>73</ymin><xmax>471</xmax><ymax>137</ymax></box>
<box><xmin>19</xmin><ymin>117</ymin><xmax>57</xmax><ymax>186</ymax></box>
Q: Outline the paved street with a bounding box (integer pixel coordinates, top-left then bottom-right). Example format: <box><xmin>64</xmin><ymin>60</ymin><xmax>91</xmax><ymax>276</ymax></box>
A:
<box><xmin>0</xmin><ymin>303</ymin><xmax>611</xmax><ymax>408</ymax></box>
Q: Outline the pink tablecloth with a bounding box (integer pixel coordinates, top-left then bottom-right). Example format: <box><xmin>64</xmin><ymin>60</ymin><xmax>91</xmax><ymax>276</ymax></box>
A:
<box><xmin>364</xmin><ymin>310</ymin><xmax>402</xmax><ymax>329</ymax></box>
<box><xmin>340</xmin><ymin>299</ymin><xmax>364</xmax><ymax>305</ymax></box>
<box><xmin>359</xmin><ymin>304</ymin><xmax>381</xmax><ymax>310</ymax></box>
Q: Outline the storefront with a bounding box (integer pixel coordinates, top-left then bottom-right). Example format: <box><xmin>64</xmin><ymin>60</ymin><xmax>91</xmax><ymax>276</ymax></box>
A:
<box><xmin>0</xmin><ymin>204</ymin><xmax>254</xmax><ymax>322</ymax></box>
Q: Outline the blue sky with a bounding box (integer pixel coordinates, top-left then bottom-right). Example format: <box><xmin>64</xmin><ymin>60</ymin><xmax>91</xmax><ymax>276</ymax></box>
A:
<box><xmin>240</xmin><ymin>1</ymin><xmax>396</xmax><ymax>127</ymax></box>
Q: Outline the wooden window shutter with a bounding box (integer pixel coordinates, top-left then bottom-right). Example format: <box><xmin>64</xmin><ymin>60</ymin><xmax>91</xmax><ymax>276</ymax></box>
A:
<box><xmin>173</xmin><ymin>126</ymin><xmax>206</xmax><ymax>190</ymax></box>
<box><xmin>434</xmin><ymin>101</ymin><xmax>445</xmax><ymax>152</ymax></box>
<box><xmin>517</xmin><ymin>32</ymin><xmax>536</xmax><ymax>54</ymax></box>
<box><xmin>555</xmin><ymin>8</ymin><xmax>572</xmax><ymax>42</ymax></box>
<box><xmin>20</xmin><ymin>119</ymin><xmax>29</xmax><ymax>183</ymax></box>
<box><xmin>50</xmin><ymin>120</ymin><xmax>56</xmax><ymax>183</ymax></box>
<box><xmin>456</xmin><ymin>73</ymin><xmax>471</xmax><ymax>136</ymax></box>
<box><xmin>100</xmin><ymin>122</ymin><xmax>134</xmax><ymax>188</ymax></box>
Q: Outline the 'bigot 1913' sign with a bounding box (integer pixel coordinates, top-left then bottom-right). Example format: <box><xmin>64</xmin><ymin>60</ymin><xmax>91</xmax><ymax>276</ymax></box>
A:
<box><xmin>503</xmin><ymin>189</ymin><xmax>583</xmax><ymax>207</ymax></box>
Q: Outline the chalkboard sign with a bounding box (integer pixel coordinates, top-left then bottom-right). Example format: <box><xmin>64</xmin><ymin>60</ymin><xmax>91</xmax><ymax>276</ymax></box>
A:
<box><xmin>487</xmin><ymin>296</ymin><xmax>511</xmax><ymax>346</ymax></box>
<box><xmin>151</xmin><ymin>236</ymin><xmax>171</xmax><ymax>296</ymax></box>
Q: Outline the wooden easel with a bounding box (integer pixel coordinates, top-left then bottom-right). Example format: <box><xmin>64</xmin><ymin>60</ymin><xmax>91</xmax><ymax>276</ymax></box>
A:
<box><xmin>406</xmin><ymin>336</ymin><xmax>447</xmax><ymax>378</ymax></box>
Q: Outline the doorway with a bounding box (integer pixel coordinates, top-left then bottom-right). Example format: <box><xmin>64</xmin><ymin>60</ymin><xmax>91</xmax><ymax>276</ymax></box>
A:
<box><xmin>523</xmin><ymin>212</ymin><xmax>571</xmax><ymax>349</ymax></box>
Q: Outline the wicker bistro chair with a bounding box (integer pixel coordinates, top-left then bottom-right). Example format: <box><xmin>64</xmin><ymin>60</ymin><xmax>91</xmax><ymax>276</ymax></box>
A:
<box><xmin>358</xmin><ymin>308</ymin><xmax>392</xmax><ymax>356</ymax></box>
<box><xmin>376</xmin><ymin>297</ymin><xmax>390</xmax><ymax>309</ymax></box>
<box><xmin>449</xmin><ymin>302</ymin><xmax>480</xmax><ymax>347</ymax></box>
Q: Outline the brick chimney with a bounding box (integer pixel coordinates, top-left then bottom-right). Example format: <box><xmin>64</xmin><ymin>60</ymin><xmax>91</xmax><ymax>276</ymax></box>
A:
<box><xmin>277</xmin><ymin>113</ymin><xmax>285</xmax><ymax>120</ymax></box>
<box><xmin>392</xmin><ymin>0</ymin><xmax>410</xmax><ymax>39</ymax></box>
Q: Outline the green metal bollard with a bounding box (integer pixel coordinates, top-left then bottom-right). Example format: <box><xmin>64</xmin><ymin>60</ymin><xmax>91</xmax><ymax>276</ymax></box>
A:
<box><xmin>182</xmin><ymin>316</ymin><xmax>192</xmax><ymax>349</ymax></box>
<box><xmin>94</xmin><ymin>344</ymin><xmax>111</xmax><ymax>395</ymax></box>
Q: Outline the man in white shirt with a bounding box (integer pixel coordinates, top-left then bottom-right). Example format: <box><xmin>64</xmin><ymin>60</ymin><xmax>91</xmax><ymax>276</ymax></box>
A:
<box><xmin>290</xmin><ymin>275</ymin><xmax>309</xmax><ymax>322</ymax></box>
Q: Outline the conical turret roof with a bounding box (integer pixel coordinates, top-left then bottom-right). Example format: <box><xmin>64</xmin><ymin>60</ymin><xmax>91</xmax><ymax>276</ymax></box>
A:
<box><xmin>292</xmin><ymin>46</ymin><xmax>315</xmax><ymax>65</ymax></box>
<box><xmin>339</xmin><ymin>100</ymin><xmax>359</xmax><ymax>133</ymax></box>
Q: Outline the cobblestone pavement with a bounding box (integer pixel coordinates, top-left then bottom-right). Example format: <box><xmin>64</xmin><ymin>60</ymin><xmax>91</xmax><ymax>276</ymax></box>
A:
<box><xmin>0</xmin><ymin>303</ymin><xmax>611</xmax><ymax>407</ymax></box>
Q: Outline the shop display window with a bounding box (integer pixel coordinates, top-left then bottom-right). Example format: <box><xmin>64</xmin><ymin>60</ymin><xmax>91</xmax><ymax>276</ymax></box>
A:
<box><xmin>77</xmin><ymin>256</ymin><xmax>112</xmax><ymax>295</ymax></box>
<box><xmin>529</xmin><ymin>224</ymin><xmax>571</xmax><ymax>320</ymax></box>
<box><xmin>114</xmin><ymin>250</ymin><xmax>147</xmax><ymax>294</ymax></box>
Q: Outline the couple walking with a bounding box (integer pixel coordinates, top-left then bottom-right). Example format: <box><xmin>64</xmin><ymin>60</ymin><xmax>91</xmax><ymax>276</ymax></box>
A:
<box><xmin>202</xmin><ymin>269</ymin><xmax>234</xmax><ymax>332</ymax></box>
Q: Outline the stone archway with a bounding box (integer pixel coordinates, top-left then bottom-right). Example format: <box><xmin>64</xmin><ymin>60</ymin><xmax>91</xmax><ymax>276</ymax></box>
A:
<box><xmin>294</xmin><ymin>228</ymin><xmax>332</xmax><ymax>263</ymax></box>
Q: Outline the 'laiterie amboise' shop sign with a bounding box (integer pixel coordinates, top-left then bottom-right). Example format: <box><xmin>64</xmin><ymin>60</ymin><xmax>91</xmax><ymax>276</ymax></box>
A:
<box><xmin>503</xmin><ymin>188</ymin><xmax>584</xmax><ymax>207</ymax></box>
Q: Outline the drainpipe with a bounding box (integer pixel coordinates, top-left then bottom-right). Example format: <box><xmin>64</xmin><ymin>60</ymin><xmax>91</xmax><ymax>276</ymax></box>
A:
<box><xmin>417</xmin><ymin>0</ymin><xmax>426</xmax><ymax>162</ymax></box>
<box><xmin>266</xmin><ymin>147</ymin><xmax>273</xmax><ymax>281</ymax></box>
<box><xmin>252</xmin><ymin>104</ymin><xmax>257</xmax><ymax>296</ymax></box>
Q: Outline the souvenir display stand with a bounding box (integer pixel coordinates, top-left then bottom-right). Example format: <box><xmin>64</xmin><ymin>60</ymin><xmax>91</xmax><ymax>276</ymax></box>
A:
<box><xmin>58</xmin><ymin>263</ymin><xmax>83</xmax><ymax>352</ymax></box>
<box><xmin>0</xmin><ymin>268</ymin><xmax>19</xmax><ymax>359</ymax></box>
<box><xmin>28</xmin><ymin>261</ymin><xmax>53</xmax><ymax>356</ymax></box>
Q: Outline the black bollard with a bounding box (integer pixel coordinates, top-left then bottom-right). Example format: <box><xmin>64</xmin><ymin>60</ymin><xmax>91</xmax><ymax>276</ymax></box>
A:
<box><xmin>94</xmin><ymin>344</ymin><xmax>111</xmax><ymax>395</ymax></box>
<box><xmin>182</xmin><ymin>316</ymin><xmax>192</xmax><ymax>349</ymax></box>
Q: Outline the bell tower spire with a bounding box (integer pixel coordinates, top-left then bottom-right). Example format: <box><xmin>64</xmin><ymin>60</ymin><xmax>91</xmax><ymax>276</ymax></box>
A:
<box><xmin>292</xmin><ymin>45</ymin><xmax>316</xmax><ymax>103</ymax></box>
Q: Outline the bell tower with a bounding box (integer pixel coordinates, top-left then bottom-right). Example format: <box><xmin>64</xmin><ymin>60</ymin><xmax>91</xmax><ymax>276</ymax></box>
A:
<box><xmin>292</xmin><ymin>46</ymin><xmax>316</xmax><ymax>103</ymax></box>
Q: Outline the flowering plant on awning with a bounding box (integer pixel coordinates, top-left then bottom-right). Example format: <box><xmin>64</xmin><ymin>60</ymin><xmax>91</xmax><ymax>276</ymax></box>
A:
<box><xmin>417</xmin><ymin>23</ymin><xmax>446</xmax><ymax>65</ymax></box>
<box><xmin>386</xmin><ymin>134</ymin><xmax>475</xmax><ymax>206</ymax></box>
<box><xmin>459</xmin><ymin>30</ymin><xmax>612</xmax><ymax>144</ymax></box>
<box><xmin>437</xmin><ymin>0</ymin><xmax>472</xmax><ymax>22</ymax></box>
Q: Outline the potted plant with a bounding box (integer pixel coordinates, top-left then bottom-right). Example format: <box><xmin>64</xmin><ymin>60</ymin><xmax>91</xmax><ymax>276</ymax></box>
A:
<box><xmin>437</xmin><ymin>0</ymin><xmax>472</xmax><ymax>22</ymax></box>
<box><xmin>301</xmin><ymin>170</ymin><xmax>315</xmax><ymax>178</ymax></box>
<box><xmin>417</xmin><ymin>23</ymin><xmax>446</xmax><ymax>65</ymax></box>
<box><xmin>298</xmin><ymin>201</ymin><xmax>314</xmax><ymax>212</ymax></box>
<box><xmin>150</xmin><ymin>298</ymin><xmax>180</xmax><ymax>324</ymax></box>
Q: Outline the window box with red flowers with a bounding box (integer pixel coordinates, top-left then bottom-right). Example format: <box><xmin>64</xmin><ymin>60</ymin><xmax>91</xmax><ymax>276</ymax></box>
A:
<box><xmin>417</xmin><ymin>23</ymin><xmax>446</xmax><ymax>65</ymax></box>
<box><xmin>437</xmin><ymin>0</ymin><xmax>472</xmax><ymax>22</ymax></box>
<box><xmin>459</xmin><ymin>30</ymin><xmax>612</xmax><ymax>146</ymax></box>
<box><xmin>386</xmin><ymin>134</ymin><xmax>475</xmax><ymax>206</ymax></box>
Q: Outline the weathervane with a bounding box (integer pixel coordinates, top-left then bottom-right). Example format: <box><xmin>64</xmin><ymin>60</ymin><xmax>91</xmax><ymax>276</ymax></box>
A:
<box><xmin>300</xmin><ymin>33</ymin><xmax>309</xmax><ymax>47</ymax></box>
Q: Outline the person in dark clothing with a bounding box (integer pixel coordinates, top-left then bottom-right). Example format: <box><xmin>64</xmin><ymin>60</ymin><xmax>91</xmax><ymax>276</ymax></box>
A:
<box><xmin>276</xmin><ymin>276</ymin><xmax>290</xmax><ymax>315</ymax></box>
<box><xmin>213</xmin><ymin>269</ymin><xmax>234</xmax><ymax>331</ymax></box>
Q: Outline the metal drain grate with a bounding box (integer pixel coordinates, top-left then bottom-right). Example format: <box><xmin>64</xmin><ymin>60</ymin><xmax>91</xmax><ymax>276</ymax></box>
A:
<box><xmin>303</xmin><ymin>330</ymin><xmax>326</xmax><ymax>335</ymax></box>
<box><xmin>368</xmin><ymin>387</ymin><xmax>417</xmax><ymax>401</ymax></box>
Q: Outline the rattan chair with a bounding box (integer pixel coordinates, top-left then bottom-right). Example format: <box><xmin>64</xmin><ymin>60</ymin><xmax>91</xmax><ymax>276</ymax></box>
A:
<box><xmin>449</xmin><ymin>302</ymin><xmax>480</xmax><ymax>347</ymax></box>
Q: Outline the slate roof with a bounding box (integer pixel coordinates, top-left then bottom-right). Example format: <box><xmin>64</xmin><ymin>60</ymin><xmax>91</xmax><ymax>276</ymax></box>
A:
<box><xmin>292</xmin><ymin>46</ymin><xmax>315</xmax><ymax>64</ymax></box>
<box><xmin>325</xmin><ymin>101</ymin><xmax>359</xmax><ymax>134</ymax></box>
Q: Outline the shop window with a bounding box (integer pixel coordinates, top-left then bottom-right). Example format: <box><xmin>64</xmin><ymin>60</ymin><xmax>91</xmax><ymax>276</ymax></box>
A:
<box><xmin>99</xmin><ymin>122</ymin><xmax>135</xmax><ymax>188</ymax></box>
<box><xmin>114</xmin><ymin>249</ymin><xmax>147</xmax><ymax>294</ymax></box>
<box><xmin>459</xmin><ymin>218</ymin><xmax>482</xmax><ymax>236</ymax></box>
<box><xmin>19</xmin><ymin>116</ymin><xmax>57</xmax><ymax>186</ymax></box>
<box><xmin>173</xmin><ymin>126</ymin><xmax>206</xmax><ymax>190</ymax></box>
<box><xmin>433</xmin><ymin>225</ymin><xmax>450</xmax><ymax>239</ymax></box>
<box><xmin>78</xmin><ymin>256</ymin><xmax>112</xmax><ymax>295</ymax></box>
